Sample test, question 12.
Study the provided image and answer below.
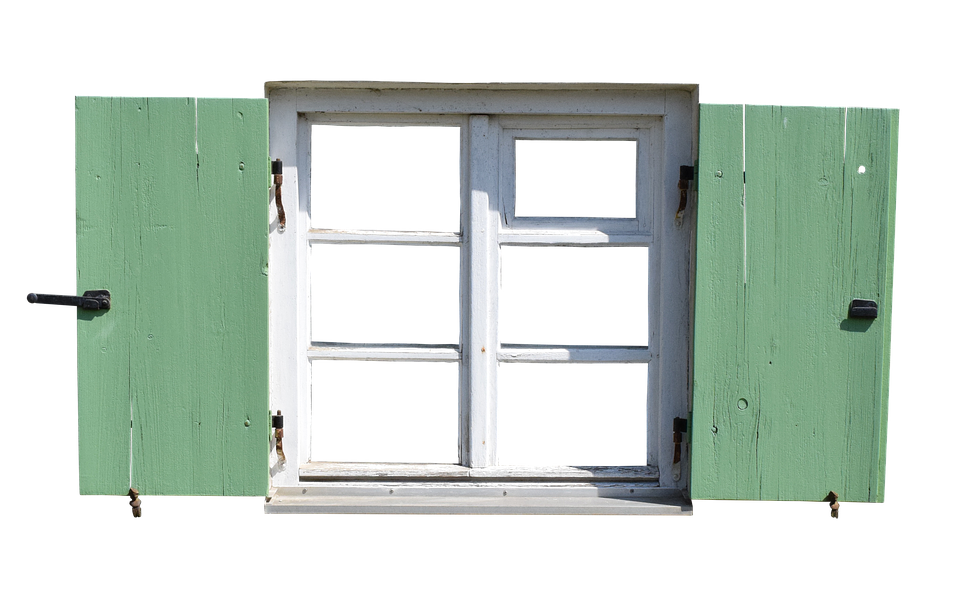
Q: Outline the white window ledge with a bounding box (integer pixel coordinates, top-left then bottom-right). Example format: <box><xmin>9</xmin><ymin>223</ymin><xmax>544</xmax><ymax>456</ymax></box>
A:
<box><xmin>265</xmin><ymin>463</ymin><xmax>688</xmax><ymax>514</ymax></box>
<box><xmin>264</xmin><ymin>485</ymin><xmax>691</xmax><ymax>515</ymax></box>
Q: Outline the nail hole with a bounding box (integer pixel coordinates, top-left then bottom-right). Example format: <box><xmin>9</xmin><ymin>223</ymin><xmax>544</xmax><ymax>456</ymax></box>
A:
<box><xmin>858</xmin><ymin>165</ymin><xmax>866</xmax><ymax>174</ymax></box>
<box><xmin>302</xmin><ymin>489</ymin><xmax>307</xmax><ymax>494</ymax></box>
<box><xmin>737</xmin><ymin>398</ymin><xmax>749</xmax><ymax>411</ymax></box>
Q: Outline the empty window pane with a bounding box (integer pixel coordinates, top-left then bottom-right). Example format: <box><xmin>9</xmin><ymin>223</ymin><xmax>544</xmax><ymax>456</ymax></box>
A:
<box><xmin>310</xmin><ymin>244</ymin><xmax>459</xmax><ymax>344</ymax></box>
<box><xmin>311</xmin><ymin>361</ymin><xmax>458</xmax><ymax>463</ymax></box>
<box><xmin>499</xmin><ymin>247</ymin><xmax>648</xmax><ymax>346</ymax></box>
<box><xmin>515</xmin><ymin>140</ymin><xmax>636</xmax><ymax>218</ymax></box>
<box><xmin>311</xmin><ymin>125</ymin><xmax>460</xmax><ymax>232</ymax></box>
<box><xmin>497</xmin><ymin>364</ymin><xmax>647</xmax><ymax>466</ymax></box>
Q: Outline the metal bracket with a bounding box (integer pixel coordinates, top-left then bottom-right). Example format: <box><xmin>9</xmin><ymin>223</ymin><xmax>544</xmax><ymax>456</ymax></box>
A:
<box><xmin>673</xmin><ymin>417</ymin><xmax>688</xmax><ymax>465</ymax></box>
<box><xmin>848</xmin><ymin>299</ymin><xmax>878</xmax><ymax>319</ymax></box>
<box><xmin>272</xmin><ymin>410</ymin><xmax>286</xmax><ymax>466</ymax></box>
<box><xmin>675</xmin><ymin>165</ymin><xmax>694</xmax><ymax>225</ymax></box>
<box><xmin>27</xmin><ymin>289</ymin><xmax>111</xmax><ymax>310</ymax></box>
<box><xmin>272</xmin><ymin>159</ymin><xmax>286</xmax><ymax>233</ymax></box>
<box><xmin>826</xmin><ymin>491</ymin><xmax>839</xmax><ymax>519</ymax></box>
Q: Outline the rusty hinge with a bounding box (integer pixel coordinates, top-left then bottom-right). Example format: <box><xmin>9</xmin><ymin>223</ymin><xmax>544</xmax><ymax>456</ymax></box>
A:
<box><xmin>672</xmin><ymin>417</ymin><xmax>688</xmax><ymax>464</ymax></box>
<box><xmin>272</xmin><ymin>159</ymin><xmax>286</xmax><ymax>233</ymax></box>
<box><xmin>674</xmin><ymin>165</ymin><xmax>694</xmax><ymax>225</ymax></box>
<box><xmin>273</xmin><ymin>410</ymin><xmax>286</xmax><ymax>466</ymax></box>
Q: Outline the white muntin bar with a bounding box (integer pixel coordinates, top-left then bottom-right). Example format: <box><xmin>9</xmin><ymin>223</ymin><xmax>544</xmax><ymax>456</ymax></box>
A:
<box><xmin>497</xmin><ymin>345</ymin><xmax>652</xmax><ymax>364</ymax></box>
<box><xmin>307</xmin><ymin>342</ymin><xmax>460</xmax><ymax>362</ymax></box>
<box><xmin>460</xmin><ymin>115</ymin><xmax>500</xmax><ymax>468</ymax></box>
<box><xmin>307</xmin><ymin>229</ymin><xmax>461</xmax><ymax>246</ymax></box>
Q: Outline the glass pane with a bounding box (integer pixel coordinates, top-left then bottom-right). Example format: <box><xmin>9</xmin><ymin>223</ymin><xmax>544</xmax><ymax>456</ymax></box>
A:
<box><xmin>515</xmin><ymin>140</ymin><xmax>636</xmax><ymax>218</ymax></box>
<box><xmin>310</xmin><ymin>244</ymin><xmax>459</xmax><ymax>344</ymax></box>
<box><xmin>497</xmin><ymin>364</ymin><xmax>647</xmax><ymax>466</ymax></box>
<box><xmin>499</xmin><ymin>247</ymin><xmax>647</xmax><ymax>346</ymax></box>
<box><xmin>311</xmin><ymin>125</ymin><xmax>460</xmax><ymax>231</ymax></box>
<box><xmin>311</xmin><ymin>361</ymin><xmax>458</xmax><ymax>463</ymax></box>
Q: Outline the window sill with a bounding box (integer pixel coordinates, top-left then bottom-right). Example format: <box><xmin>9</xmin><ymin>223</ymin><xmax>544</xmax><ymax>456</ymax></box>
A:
<box><xmin>264</xmin><ymin>485</ymin><xmax>691</xmax><ymax>515</ymax></box>
<box><xmin>266</xmin><ymin>463</ymin><xmax>689</xmax><ymax>514</ymax></box>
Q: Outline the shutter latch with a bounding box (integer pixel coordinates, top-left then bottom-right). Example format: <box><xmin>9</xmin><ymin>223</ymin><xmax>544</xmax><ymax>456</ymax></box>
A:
<box><xmin>848</xmin><ymin>299</ymin><xmax>878</xmax><ymax>319</ymax></box>
<box><xmin>272</xmin><ymin>159</ymin><xmax>286</xmax><ymax>234</ymax></box>
<box><xmin>27</xmin><ymin>289</ymin><xmax>110</xmax><ymax>310</ymax></box>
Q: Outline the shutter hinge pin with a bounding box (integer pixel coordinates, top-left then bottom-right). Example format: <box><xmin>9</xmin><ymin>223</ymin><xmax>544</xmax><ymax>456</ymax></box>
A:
<box><xmin>826</xmin><ymin>491</ymin><xmax>839</xmax><ymax>519</ymax></box>
<box><xmin>128</xmin><ymin>488</ymin><xmax>142</xmax><ymax>518</ymax></box>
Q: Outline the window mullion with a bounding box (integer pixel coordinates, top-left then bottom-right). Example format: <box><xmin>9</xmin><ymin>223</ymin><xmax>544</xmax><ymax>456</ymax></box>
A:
<box><xmin>461</xmin><ymin>115</ymin><xmax>500</xmax><ymax>468</ymax></box>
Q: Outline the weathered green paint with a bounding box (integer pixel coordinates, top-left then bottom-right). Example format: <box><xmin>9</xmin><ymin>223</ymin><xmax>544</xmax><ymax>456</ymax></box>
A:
<box><xmin>77</xmin><ymin>97</ymin><xmax>269</xmax><ymax>496</ymax></box>
<box><xmin>691</xmin><ymin>104</ymin><xmax>898</xmax><ymax>502</ymax></box>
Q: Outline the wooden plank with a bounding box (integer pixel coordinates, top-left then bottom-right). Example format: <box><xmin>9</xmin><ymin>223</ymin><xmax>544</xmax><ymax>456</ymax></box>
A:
<box><xmin>690</xmin><ymin>104</ymin><xmax>756</xmax><ymax>500</ymax></box>
<box><xmin>691</xmin><ymin>105</ymin><xmax>897</xmax><ymax>502</ymax></box>
<box><xmin>497</xmin><ymin>345</ymin><xmax>651</xmax><ymax>363</ymax></box>
<box><xmin>266</xmin><ymin>488</ymin><xmax>689</xmax><ymax>515</ymax></box>
<box><xmin>306</xmin><ymin>228</ymin><xmax>460</xmax><ymax>246</ymax></box>
<box><xmin>195</xmin><ymin>98</ymin><xmax>269</xmax><ymax>496</ymax></box>
<box><xmin>750</xmin><ymin>105</ymin><xmax>848</xmax><ymax>501</ymax></box>
<box><xmin>842</xmin><ymin>107</ymin><xmax>898</xmax><ymax>503</ymax></box>
<box><xmin>300</xmin><ymin>462</ymin><xmax>659</xmax><ymax>482</ymax></box>
<box><xmin>499</xmin><ymin>231</ymin><xmax>652</xmax><ymax>246</ymax></box>
<box><xmin>77</xmin><ymin>98</ymin><xmax>268</xmax><ymax>496</ymax></box>
<box><xmin>280</xmin><ymin>86</ymin><xmax>673</xmax><ymax>117</ymax></box>
<box><xmin>74</xmin><ymin>96</ymin><xmax>144</xmax><ymax>495</ymax></box>
<box><xmin>461</xmin><ymin>115</ymin><xmax>500</xmax><ymax>467</ymax></box>
<box><xmin>307</xmin><ymin>342</ymin><xmax>460</xmax><ymax>362</ymax></box>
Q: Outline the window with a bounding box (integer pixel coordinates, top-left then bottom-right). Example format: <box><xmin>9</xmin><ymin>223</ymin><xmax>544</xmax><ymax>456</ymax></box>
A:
<box><xmin>266</xmin><ymin>83</ymin><xmax>695</xmax><ymax>513</ymax></box>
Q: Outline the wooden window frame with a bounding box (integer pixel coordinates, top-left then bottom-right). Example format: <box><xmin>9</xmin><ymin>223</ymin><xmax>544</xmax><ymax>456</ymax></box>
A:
<box><xmin>265</xmin><ymin>83</ymin><xmax>696</xmax><ymax>513</ymax></box>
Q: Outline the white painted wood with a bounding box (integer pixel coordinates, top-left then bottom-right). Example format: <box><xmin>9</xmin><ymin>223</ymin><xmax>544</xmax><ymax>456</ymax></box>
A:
<box><xmin>308</xmin><ymin>112</ymin><xmax>464</xmax><ymax>127</ymax></box>
<box><xmin>499</xmin><ymin>122</ymin><xmax>658</xmax><ymax>234</ymax></box>
<box><xmin>276</xmin><ymin>483</ymin><xmax>675</xmax><ymax>497</ymax></box>
<box><xmin>498</xmin><ymin>230</ymin><xmax>652</xmax><ymax>246</ymax></box>
<box><xmin>307</xmin><ymin>342</ymin><xmax>460</xmax><ymax>362</ymax></box>
<box><xmin>265</xmin><ymin>489</ymin><xmax>690</xmax><ymax>515</ymax></box>
<box><xmin>497</xmin><ymin>345</ymin><xmax>651</xmax><ymax>363</ymax></box>
<box><xmin>267</xmin><ymin>90</ymin><xmax>305</xmax><ymax>487</ymax></box>
<box><xmin>300</xmin><ymin>111</ymin><xmax>465</xmax><ymax>468</ymax></box>
<box><xmin>296</xmin><ymin>115</ymin><xmax>315</xmax><ymax>469</ymax></box>
<box><xmin>497</xmin><ymin>116</ymin><xmax>660</xmax><ymax>130</ymax></box>
<box><xmin>277</xmin><ymin>86</ymin><xmax>676</xmax><ymax>117</ymax></box>
<box><xmin>266</xmin><ymin>81</ymin><xmax>697</xmax><ymax>93</ymax></box>
<box><xmin>307</xmin><ymin>229</ymin><xmax>460</xmax><ymax>246</ymax></box>
<box><xmin>266</xmin><ymin>83</ymin><xmax>699</xmax><ymax>506</ymax></box>
<box><xmin>686</xmin><ymin>85</ymin><xmax>700</xmax><ymax>484</ymax></box>
<box><xmin>651</xmin><ymin>90</ymin><xmax>694</xmax><ymax>486</ymax></box>
<box><xmin>299</xmin><ymin>462</ymin><xmax>658</xmax><ymax>481</ymax></box>
<box><xmin>461</xmin><ymin>115</ymin><xmax>499</xmax><ymax>467</ymax></box>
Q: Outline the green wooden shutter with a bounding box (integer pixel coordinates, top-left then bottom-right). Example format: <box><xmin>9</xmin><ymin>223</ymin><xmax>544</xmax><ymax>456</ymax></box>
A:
<box><xmin>691</xmin><ymin>104</ymin><xmax>898</xmax><ymax>502</ymax></box>
<box><xmin>76</xmin><ymin>97</ymin><xmax>269</xmax><ymax>496</ymax></box>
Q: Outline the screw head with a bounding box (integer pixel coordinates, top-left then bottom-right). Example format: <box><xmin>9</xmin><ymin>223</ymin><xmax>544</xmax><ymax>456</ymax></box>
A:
<box><xmin>244</xmin><ymin>419</ymin><xmax>251</xmax><ymax>427</ymax></box>
<box><xmin>715</xmin><ymin>170</ymin><xmax>723</xmax><ymax>178</ymax></box>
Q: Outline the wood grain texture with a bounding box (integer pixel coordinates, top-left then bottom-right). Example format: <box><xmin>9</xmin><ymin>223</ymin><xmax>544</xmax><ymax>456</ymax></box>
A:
<box><xmin>691</xmin><ymin>105</ymin><xmax>897</xmax><ymax>502</ymax></box>
<box><xmin>76</xmin><ymin>97</ymin><xmax>269</xmax><ymax>496</ymax></box>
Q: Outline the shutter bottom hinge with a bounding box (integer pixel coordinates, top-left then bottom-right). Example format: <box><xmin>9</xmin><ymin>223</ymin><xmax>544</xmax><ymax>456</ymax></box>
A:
<box><xmin>673</xmin><ymin>416</ymin><xmax>688</xmax><ymax>464</ymax></box>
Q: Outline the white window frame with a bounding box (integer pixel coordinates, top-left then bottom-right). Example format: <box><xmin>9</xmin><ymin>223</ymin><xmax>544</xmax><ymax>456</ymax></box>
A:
<box><xmin>500</xmin><ymin>119</ymin><xmax>655</xmax><ymax>232</ymax></box>
<box><xmin>265</xmin><ymin>83</ymin><xmax>696</xmax><ymax>513</ymax></box>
